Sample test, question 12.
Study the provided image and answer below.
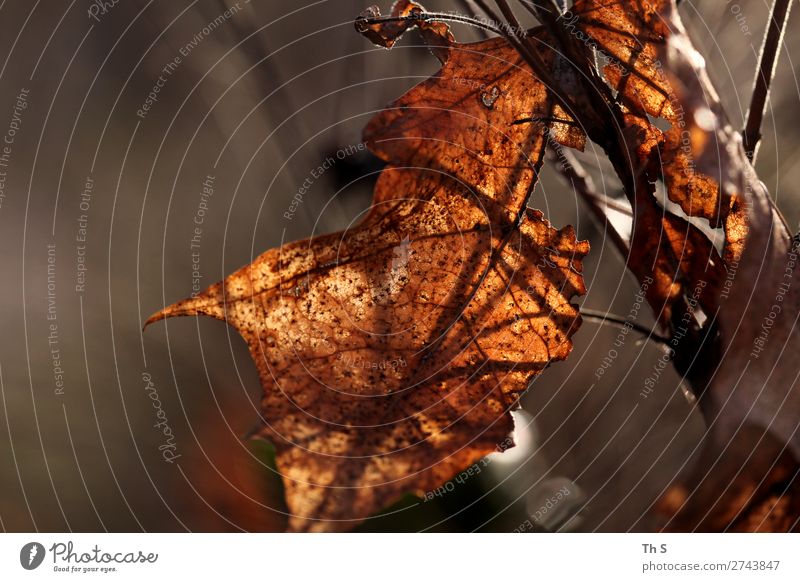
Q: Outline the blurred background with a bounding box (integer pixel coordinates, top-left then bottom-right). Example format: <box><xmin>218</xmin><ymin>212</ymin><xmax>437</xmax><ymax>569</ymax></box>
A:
<box><xmin>0</xmin><ymin>0</ymin><xmax>797</xmax><ymax>532</ymax></box>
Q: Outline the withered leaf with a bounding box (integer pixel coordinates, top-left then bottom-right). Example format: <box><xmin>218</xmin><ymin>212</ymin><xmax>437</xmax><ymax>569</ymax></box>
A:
<box><xmin>570</xmin><ymin>0</ymin><xmax>733</xmax><ymax>228</ymax></box>
<box><xmin>627</xmin><ymin>180</ymin><xmax>724</xmax><ymax>326</ymax></box>
<box><xmin>535</xmin><ymin>0</ymin><xmax>724</xmax><ymax>327</ymax></box>
<box><xmin>355</xmin><ymin>0</ymin><xmax>454</xmax><ymax>62</ymax></box>
<box><xmin>147</xmin><ymin>11</ymin><xmax>588</xmax><ymax>531</ymax></box>
<box><xmin>567</xmin><ymin>0</ymin><xmax>800</xmax><ymax>530</ymax></box>
<box><xmin>648</xmin><ymin>5</ymin><xmax>800</xmax><ymax>470</ymax></box>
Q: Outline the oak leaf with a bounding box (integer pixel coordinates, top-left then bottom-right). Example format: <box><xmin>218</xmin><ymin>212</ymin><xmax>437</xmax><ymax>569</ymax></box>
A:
<box><xmin>147</xmin><ymin>8</ymin><xmax>588</xmax><ymax>532</ymax></box>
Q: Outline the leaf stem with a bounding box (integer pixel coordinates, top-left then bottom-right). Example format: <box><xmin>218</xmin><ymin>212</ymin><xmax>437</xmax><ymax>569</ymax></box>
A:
<box><xmin>357</xmin><ymin>11</ymin><xmax>507</xmax><ymax>36</ymax></box>
<box><xmin>580</xmin><ymin>308</ymin><xmax>670</xmax><ymax>345</ymax></box>
<box><xmin>742</xmin><ymin>0</ymin><xmax>793</xmax><ymax>163</ymax></box>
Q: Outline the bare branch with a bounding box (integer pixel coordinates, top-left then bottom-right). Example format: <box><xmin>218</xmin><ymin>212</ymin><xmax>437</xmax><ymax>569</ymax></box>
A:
<box><xmin>742</xmin><ymin>0</ymin><xmax>793</xmax><ymax>163</ymax></box>
<box><xmin>475</xmin><ymin>0</ymin><xmax>556</xmax><ymax>88</ymax></box>
<box><xmin>580</xmin><ymin>308</ymin><xmax>670</xmax><ymax>345</ymax></box>
<box><xmin>454</xmin><ymin>0</ymin><xmax>490</xmax><ymax>39</ymax></box>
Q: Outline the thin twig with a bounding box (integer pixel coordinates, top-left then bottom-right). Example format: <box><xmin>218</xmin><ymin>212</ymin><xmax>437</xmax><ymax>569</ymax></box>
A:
<box><xmin>742</xmin><ymin>0</ymin><xmax>793</xmax><ymax>163</ymax></box>
<box><xmin>454</xmin><ymin>0</ymin><xmax>490</xmax><ymax>39</ymax></box>
<box><xmin>585</xmin><ymin>191</ymin><xmax>633</xmax><ymax>217</ymax></box>
<box><xmin>509</xmin><ymin>0</ymin><xmax>624</xmax><ymax>150</ymax></box>
<box><xmin>517</xmin><ymin>0</ymin><xmax>560</xmax><ymax>20</ymax></box>
<box><xmin>550</xmin><ymin>148</ymin><xmax>631</xmax><ymax>259</ymax></box>
<box><xmin>580</xmin><ymin>308</ymin><xmax>671</xmax><ymax>345</ymax></box>
<box><xmin>358</xmin><ymin>11</ymin><xmax>506</xmax><ymax>36</ymax></box>
<box><xmin>512</xmin><ymin>115</ymin><xmax>580</xmax><ymax>127</ymax></box>
<box><xmin>475</xmin><ymin>0</ymin><xmax>556</xmax><ymax>88</ymax></box>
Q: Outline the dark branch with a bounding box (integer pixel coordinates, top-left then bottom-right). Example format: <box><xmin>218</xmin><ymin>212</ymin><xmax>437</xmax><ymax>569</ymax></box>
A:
<box><xmin>580</xmin><ymin>308</ymin><xmax>670</xmax><ymax>346</ymax></box>
<box><xmin>742</xmin><ymin>0</ymin><xmax>794</xmax><ymax>163</ymax></box>
<box><xmin>454</xmin><ymin>0</ymin><xmax>490</xmax><ymax>39</ymax></box>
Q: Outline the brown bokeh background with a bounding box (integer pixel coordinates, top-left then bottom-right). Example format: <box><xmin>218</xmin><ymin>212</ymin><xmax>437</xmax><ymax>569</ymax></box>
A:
<box><xmin>0</xmin><ymin>0</ymin><xmax>797</xmax><ymax>531</ymax></box>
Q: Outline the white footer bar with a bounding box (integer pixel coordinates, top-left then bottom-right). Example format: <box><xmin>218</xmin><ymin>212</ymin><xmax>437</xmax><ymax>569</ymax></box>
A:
<box><xmin>1</xmin><ymin>533</ymin><xmax>796</xmax><ymax>581</ymax></box>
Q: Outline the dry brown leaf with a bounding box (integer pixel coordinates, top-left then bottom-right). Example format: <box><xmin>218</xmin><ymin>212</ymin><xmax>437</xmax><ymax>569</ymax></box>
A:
<box><xmin>570</xmin><ymin>0</ymin><xmax>734</xmax><ymax>229</ymax></box>
<box><xmin>545</xmin><ymin>1</ymin><xmax>725</xmax><ymax>326</ymax></box>
<box><xmin>355</xmin><ymin>0</ymin><xmax>454</xmax><ymax>62</ymax></box>
<box><xmin>565</xmin><ymin>0</ymin><xmax>800</xmax><ymax>530</ymax></box>
<box><xmin>145</xmin><ymin>0</ymin><xmax>799</xmax><ymax>533</ymax></box>
<box><xmin>651</xmin><ymin>5</ymin><xmax>800</xmax><ymax>465</ymax></box>
<box><xmin>625</xmin><ymin>0</ymin><xmax>800</xmax><ymax>469</ymax></box>
<box><xmin>560</xmin><ymin>0</ymin><xmax>734</xmax><ymax>329</ymax></box>
<box><xmin>627</xmin><ymin>181</ymin><xmax>724</xmax><ymax>326</ymax></box>
<box><xmin>147</xmin><ymin>12</ymin><xmax>588</xmax><ymax>532</ymax></box>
